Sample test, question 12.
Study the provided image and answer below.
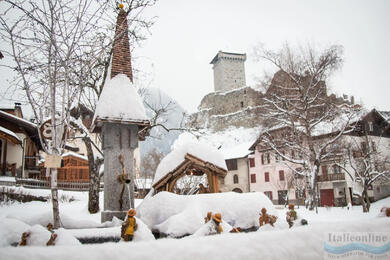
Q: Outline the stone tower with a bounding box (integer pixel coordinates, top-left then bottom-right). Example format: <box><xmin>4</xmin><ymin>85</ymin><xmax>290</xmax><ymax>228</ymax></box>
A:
<box><xmin>210</xmin><ymin>51</ymin><xmax>246</xmax><ymax>92</ymax></box>
<box><xmin>91</xmin><ymin>6</ymin><xmax>150</xmax><ymax>222</ymax></box>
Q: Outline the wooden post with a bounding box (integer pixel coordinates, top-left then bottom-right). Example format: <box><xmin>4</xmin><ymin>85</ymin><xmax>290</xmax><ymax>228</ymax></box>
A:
<box><xmin>2</xmin><ymin>141</ymin><xmax>7</xmax><ymax>175</ymax></box>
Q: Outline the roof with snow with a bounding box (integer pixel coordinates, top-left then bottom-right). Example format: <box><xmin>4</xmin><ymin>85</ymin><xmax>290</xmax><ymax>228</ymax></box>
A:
<box><xmin>152</xmin><ymin>141</ymin><xmax>227</xmax><ymax>193</ymax></box>
<box><xmin>0</xmin><ymin>110</ymin><xmax>41</xmax><ymax>149</ymax></box>
<box><xmin>91</xmin><ymin>74</ymin><xmax>150</xmax><ymax>133</ymax></box>
<box><xmin>220</xmin><ymin>141</ymin><xmax>253</xmax><ymax>160</ymax></box>
<box><xmin>62</xmin><ymin>151</ymin><xmax>88</xmax><ymax>161</ymax></box>
<box><xmin>0</xmin><ymin>126</ymin><xmax>21</xmax><ymax>145</ymax></box>
<box><xmin>91</xmin><ymin>8</ymin><xmax>150</xmax><ymax>137</ymax></box>
<box><xmin>378</xmin><ymin>110</ymin><xmax>390</xmax><ymax>123</ymax></box>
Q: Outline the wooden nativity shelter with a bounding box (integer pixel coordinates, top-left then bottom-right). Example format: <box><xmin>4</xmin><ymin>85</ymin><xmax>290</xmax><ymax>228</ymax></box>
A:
<box><xmin>153</xmin><ymin>153</ymin><xmax>227</xmax><ymax>194</ymax></box>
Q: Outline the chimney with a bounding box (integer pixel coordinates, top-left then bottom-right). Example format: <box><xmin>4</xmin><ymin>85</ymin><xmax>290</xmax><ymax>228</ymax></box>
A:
<box><xmin>111</xmin><ymin>6</ymin><xmax>133</xmax><ymax>82</ymax></box>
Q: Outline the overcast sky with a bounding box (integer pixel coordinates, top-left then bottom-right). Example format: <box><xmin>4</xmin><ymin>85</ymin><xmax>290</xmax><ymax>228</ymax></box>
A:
<box><xmin>134</xmin><ymin>0</ymin><xmax>390</xmax><ymax>113</ymax></box>
<box><xmin>1</xmin><ymin>0</ymin><xmax>389</xmax><ymax>116</ymax></box>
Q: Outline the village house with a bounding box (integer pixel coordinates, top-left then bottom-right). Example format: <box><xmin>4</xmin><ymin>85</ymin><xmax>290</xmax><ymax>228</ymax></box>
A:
<box><xmin>248</xmin><ymin>109</ymin><xmax>390</xmax><ymax>206</ymax></box>
<box><xmin>219</xmin><ymin>142</ymin><xmax>252</xmax><ymax>193</ymax></box>
<box><xmin>0</xmin><ymin>103</ymin><xmax>41</xmax><ymax>178</ymax></box>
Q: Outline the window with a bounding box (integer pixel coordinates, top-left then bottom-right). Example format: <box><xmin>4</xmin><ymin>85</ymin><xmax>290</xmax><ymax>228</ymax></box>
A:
<box><xmin>371</xmin><ymin>142</ymin><xmax>377</xmax><ymax>152</ymax></box>
<box><xmin>240</xmin><ymin>101</ymin><xmax>244</xmax><ymax>108</ymax></box>
<box><xmin>321</xmin><ymin>165</ymin><xmax>328</xmax><ymax>175</ymax></box>
<box><xmin>279</xmin><ymin>170</ymin><xmax>285</xmax><ymax>181</ymax></box>
<box><xmin>333</xmin><ymin>164</ymin><xmax>341</xmax><ymax>174</ymax></box>
<box><xmin>261</xmin><ymin>153</ymin><xmax>270</xmax><ymax>165</ymax></box>
<box><xmin>233</xmin><ymin>174</ymin><xmax>239</xmax><ymax>184</ymax></box>
<box><xmin>249</xmin><ymin>158</ymin><xmax>255</xmax><ymax>168</ymax></box>
<box><xmin>264</xmin><ymin>191</ymin><xmax>273</xmax><ymax>200</ymax></box>
<box><xmin>250</xmin><ymin>174</ymin><xmax>256</xmax><ymax>183</ymax></box>
<box><xmin>275</xmin><ymin>153</ymin><xmax>280</xmax><ymax>162</ymax></box>
<box><xmin>264</xmin><ymin>172</ymin><xmax>269</xmax><ymax>182</ymax></box>
<box><xmin>226</xmin><ymin>159</ymin><xmax>238</xmax><ymax>171</ymax></box>
<box><xmin>361</xmin><ymin>142</ymin><xmax>367</xmax><ymax>154</ymax></box>
<box><xmin>368</xmin><ymin>122</ymin><xmax>373</xmax><ymax>132</ymax></box>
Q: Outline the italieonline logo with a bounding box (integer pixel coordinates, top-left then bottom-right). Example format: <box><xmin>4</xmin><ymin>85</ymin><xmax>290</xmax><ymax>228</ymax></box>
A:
<box><xmin>324</xmin><ymin>232</ymin><xmax>390</xmax><ymax>259</ymax></box>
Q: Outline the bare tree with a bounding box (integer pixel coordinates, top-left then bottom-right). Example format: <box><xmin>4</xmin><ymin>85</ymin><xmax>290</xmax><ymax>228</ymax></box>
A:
<box><xmin>254</xmin><ymin>43</ymin><xmax>361</xmax><ymax>211</ymax></box>
<box><xmin>140</xmin><ymin>148</ymin><xmax>164</xmax><ymax>179</ymax></box>
<box><xmin>337</xmin><ymin>134</ymin><xmax>390</xmax><ymax>212</ymax></box>
<box><xmin>0</xmin><ymin>0</ymin><xmax>117</xmax><ymax>227</ymax></box>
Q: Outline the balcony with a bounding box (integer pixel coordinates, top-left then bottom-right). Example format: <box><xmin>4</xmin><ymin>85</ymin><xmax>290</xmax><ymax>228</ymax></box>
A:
<box><xmin>317</xmin><ymin>173</ymin><xmax>345</xmax><ymax>182</ymax></box>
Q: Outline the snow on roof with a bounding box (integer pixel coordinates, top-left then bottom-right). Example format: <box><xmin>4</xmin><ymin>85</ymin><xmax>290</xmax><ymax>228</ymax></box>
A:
<box><xmin>220</xmin><ymin>141</ymin><xmax>252</xmax><ymax>160</ymax></box>
<box><xmin>378</xmin><ymin>110</ymin><xmax>390</xmax><ymax>123</ymax></box>
<box><xmin>152</xmin><ymin>139</ymin><xmax>227</xmax><ymax>186</ymax></box>
<box><xmin>0</xmin><ymin>110</ymin><xmax>37</xmax><ymax>129</ymax></box>
<box><xmin>62</xmin><ymin>151</ymin><xmax>88</xmax><ymax>161</ymax></box>
<box><xmin>137</xmin><ymin>191</ymin><xmax>276</xmax><ymax>237</ymax></box>
<box><xmin>0</xmin><ymin>126</ymin><xmax>21</xmax><ymax>143</ymax></box>
<box><xmin>92</xmin><ymin>74</ymin><xmax>149</xmax><ymax>126</ymax></box>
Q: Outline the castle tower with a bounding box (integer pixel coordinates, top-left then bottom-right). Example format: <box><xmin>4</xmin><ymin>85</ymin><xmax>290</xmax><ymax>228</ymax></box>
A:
<box><xmin>210</xmin><ymin>51</ymin><xmax>246</xmax><ymax>92</ymax></box>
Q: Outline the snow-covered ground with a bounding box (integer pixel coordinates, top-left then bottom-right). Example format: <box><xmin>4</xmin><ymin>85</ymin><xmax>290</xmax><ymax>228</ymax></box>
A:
<box><xmin>1</xmin><ymin>185</ymin><xmax>389</xmax><ymax>259</ymax></box>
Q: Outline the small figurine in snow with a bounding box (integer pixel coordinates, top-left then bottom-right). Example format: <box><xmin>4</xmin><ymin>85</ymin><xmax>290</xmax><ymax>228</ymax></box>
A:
<box><xmin>18</xmin><ymin>232</ymin><xmax>30</xmax><ymax>246</ymax></box>
<box><xmin>286</xmin><ymin>204</ymin><xmax>297</xmax><ymax>228</ymax></box>
<box><xmin>211</xmin><ymin>213</ymin><xmax>223</xmax><ymax>234</ymax></box>
<box><xmin>380</xmin><ymin>207</ymin><xmax>390</xmax><ymax>217</ymax></box>
<box><xmin>45</xmin><ymin>222</ymin><xmax>58</xmax><ymax>246</ymax></box>
<box><xmin>259</xmin><ymin>208</ymin><xmax>277</xmax><ymax>227</ymax></box>
<box><xmin>46</xmin><ymin>223</ymin><xmax>53</xmax><ymax>232</ymax></box>
<box><xmin>199</xmin><ymin>183</ymin><xmax>209</xmax><ymax>194</ymax></box>
<box><xmin>229</xmin><ymin>227</ymin><xmax>240</xmax><ymax>233</ymax></box>
<box><xmin>204</xmin><ymin>211</ymin><xmax>212</xmax><ymax>223</ymax></box>
<box><xmin>46</xmin><ymin>233</ymin><xmax>58</xmax><ymax>246</ymax></box>
<box><xmin>121</xmin><ymin>209</ymin><xmax>138</xmax><ymax>241</ymax></box>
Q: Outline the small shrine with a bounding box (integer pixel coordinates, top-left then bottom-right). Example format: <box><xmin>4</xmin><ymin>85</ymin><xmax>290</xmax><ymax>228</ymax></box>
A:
<box><xmin>152</xmin><ymin>142</ymin><xmax>227</xmax><ymax>194</ymax></box>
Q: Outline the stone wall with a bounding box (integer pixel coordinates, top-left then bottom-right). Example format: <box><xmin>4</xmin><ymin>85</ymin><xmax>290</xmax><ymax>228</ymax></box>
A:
<box><xmin>188</xmin><ymin>86</ymin><xmax>264</xmax><ymax>132</ymax></box>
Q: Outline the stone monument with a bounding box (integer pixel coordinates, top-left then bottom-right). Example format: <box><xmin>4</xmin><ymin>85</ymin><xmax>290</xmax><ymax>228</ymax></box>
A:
<box><xmin>91</xmin><ymin>5</ymin><xmax>150</xmax><ymax>222</ymax></box>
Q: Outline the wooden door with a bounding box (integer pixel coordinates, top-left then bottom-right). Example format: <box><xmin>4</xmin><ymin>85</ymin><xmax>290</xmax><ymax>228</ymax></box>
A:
<box><xmin>320</xmin><ymin>189</ymin><xmax>334</xmax><ymax>206</ymax></box>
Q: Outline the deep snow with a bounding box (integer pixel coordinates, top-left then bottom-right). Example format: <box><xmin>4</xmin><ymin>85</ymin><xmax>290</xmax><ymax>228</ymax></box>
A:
<box><xmin>0</xmin><ymin>185</ymin><xmax>389</xmax><ymax>259</ymax></box>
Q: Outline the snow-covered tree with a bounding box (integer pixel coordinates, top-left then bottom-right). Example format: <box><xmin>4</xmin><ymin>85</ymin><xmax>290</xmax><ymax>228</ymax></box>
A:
<box><xmin>0</xmin><ymin>0</ymin><xmax>116</xmax><ymax>227</ymax></box>
<box><xmin>338</xmin><ymin>133</ymin><xmax>390</xmax><ymax>212</ymax></box>
<box><xmin>255</xmin><ymin>43</ymin><xmax>361</xmax><ymax>211</ymax></box>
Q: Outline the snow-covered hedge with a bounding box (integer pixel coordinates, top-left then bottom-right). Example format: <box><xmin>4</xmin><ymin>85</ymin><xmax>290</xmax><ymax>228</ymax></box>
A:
<box><xmin>137</xmin><ymin>191</ymin><xmax>276</xmax><ymax>237</ymax></box>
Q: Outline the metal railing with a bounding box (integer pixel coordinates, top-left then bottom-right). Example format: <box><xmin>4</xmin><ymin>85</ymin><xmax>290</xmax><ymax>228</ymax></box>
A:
<box><xmin>14</xmin><ymin>178</ymin><xmax>103</xmax><ymax>191</ymax></box>
<box><xmin>317</xmin><ymin>173</ymin><xmax>345</xmax><ymax>182</ymax></box>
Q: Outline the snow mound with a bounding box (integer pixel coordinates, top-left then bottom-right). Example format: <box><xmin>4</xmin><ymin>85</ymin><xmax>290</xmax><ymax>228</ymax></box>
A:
<box><xmin>0</xmin><ymin>217</ymin><xmax>31</xmax><ymax>247</ymax></box>
<box><xmin>132</xmin><ymin>217</ymin><xmax>156</xmax><ymax>242</ymax></box>
<box><xmin>27</xmin><ymin>225</ymin><xmax>52</xmax><ymax>246</ymax></box>
<box><xmin>10</xmin><ymin>210</ymin><xmax>106</xmax><ymax>229</ymax></box>
<box><xmin>153</xmin><ymin>137</ymin><xmax>227</xmax><ymax>186</ymax></box>
<box><xmin>54</xmin><ymin>228</ymin><xmax>81</xmax><ymax>246</ymax></box>
<box><xmin>137</xmin><ymin>191</ymin><xmax>275</xmax><ymax>237</ymax></box>
<box><xmin>93</xmin><ymin>74</ymin><xmax>148</xmax><ymax>123</ymax></box>
<box><xmin>3</xmin><ymin>218</ymin><xmax>389</xmax><ymax>260</ymax></box>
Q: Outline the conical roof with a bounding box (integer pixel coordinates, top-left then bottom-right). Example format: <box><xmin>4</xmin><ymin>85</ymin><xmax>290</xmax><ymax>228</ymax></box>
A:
<box><xmin>91</xmin><ymin>6</ymin><xmax>149</xmax><ymax>136</ymax></box>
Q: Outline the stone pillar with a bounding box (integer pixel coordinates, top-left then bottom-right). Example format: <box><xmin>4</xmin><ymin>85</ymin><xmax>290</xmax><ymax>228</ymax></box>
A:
<box><xmin>101</xmin><ymin>123</ymin><xmax>138</xmax><ymax>223</ymax></box>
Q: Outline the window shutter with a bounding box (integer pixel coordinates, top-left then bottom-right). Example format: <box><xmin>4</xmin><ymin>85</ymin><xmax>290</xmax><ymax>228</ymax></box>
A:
<box><xmin>265</xmin><ymin>172</ymin><xmax>269</xmax><ymax>182</ymax></box>
<box><xmin>279</xmin><ymin>170</ymin><xmax>284</xmax><ymax>181</ymax></box>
